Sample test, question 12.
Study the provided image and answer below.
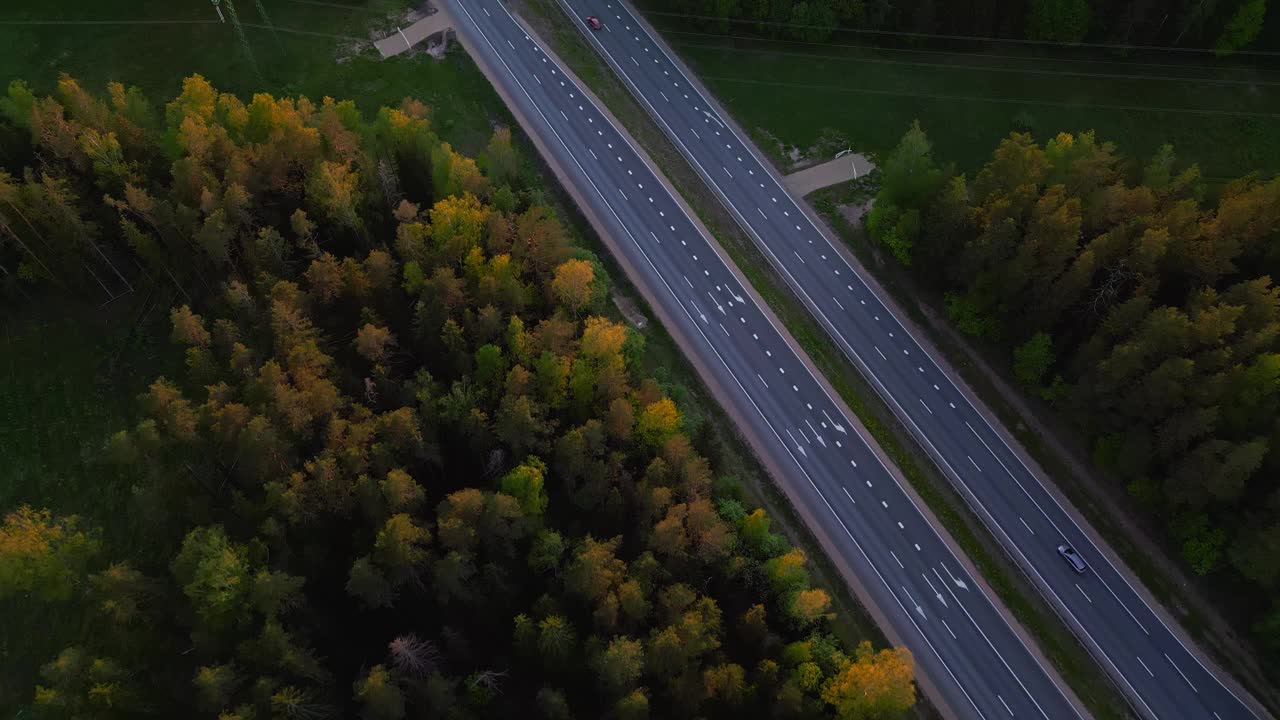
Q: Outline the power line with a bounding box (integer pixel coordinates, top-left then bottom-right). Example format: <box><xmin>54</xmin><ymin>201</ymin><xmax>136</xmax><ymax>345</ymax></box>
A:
<box><xmin>668</xmin><ymin>39</ymin><xmax>1280</xmax><ymax>87</ymax></box>
<box><xmin>0</xmin><ymin>19</ymin><xmax>217</xmax><ymax>25</ymax></box>
<box><xmin>282</xmin><ymin>0</ymin><xmax>400</xmax><ymax>14</ymax></box>
<box><xmin>660</xmin><ymin>28</ymin><xmax>1280</xmax><ymax>76</ymax></box>
<box><xmin>0</xmin><ymin>16</ymin><xmax>369</xmax><ymax>42</ymax></box>
<box><xmin>643</xmin><ymin>9</ymin><xmax>1280</xmax><ymax>57</ymax></box>
<box><xmin>697</xmin><ymin>75</ymin><xmax>1280</xmax><ymax>119</ymax></box>
<box><xmin>238</xmin><ymin>21</ymin><xmax>369</xmax><ymax>42</ymax></box>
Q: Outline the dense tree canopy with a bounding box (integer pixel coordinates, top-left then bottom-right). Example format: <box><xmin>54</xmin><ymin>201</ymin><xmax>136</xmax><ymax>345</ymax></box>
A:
<box><xmin>0</xmin><ymin>75</ymin><xmax>915</xmax><ymax>719</ymax></box>
<box><xmin>871</xmin><ymin>119</ymin><xmax>1280</xmax><ymax>668</ymax></box>
<box><xmin>642</xmin><ymin>0</ymin><xmax>1274</xmax><ymax>53</ymax></box>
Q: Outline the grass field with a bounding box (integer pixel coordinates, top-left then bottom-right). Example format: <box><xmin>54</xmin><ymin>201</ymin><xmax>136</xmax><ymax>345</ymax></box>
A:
<box><xmin>0</xmin><ymin>0</ymin><xmax>520</xmax><ymax>706</ymax></box>
<box><xmin>0</xmin><ymin>293</ymin><xmax>184</xmax><ymax>707</ymax></box>
<box><xmin>640</xmin><ymin>20</ymin><xmax>1280</xmax><ymax>179</ymax></box>
<box><xmin>0</xmin><ymin>0</ymin><xmax>507</xmax><ymax>155</ymax></box>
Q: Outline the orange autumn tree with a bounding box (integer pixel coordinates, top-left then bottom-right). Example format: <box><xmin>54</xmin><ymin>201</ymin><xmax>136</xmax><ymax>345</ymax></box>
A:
<box><xmin>551</xmin><ymin>258</ymin><xmax>595</xmax><ymax>313</ymax></box>
<box><xmin>822</xmin><ymin>641</ymin><xmax>916</xmax><ymax>719</ymax></box>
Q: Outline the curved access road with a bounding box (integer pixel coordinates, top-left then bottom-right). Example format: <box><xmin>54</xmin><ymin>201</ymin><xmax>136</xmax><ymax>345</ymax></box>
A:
<box><xmin>448</xmin><ymin>1</ymin><xmax>1087</xmax><ymax>717</ymax></box>
<box><xmin>557</xmin><ymin>2</ymin><xmax>1265</xmax><ymax>719</ymax></box>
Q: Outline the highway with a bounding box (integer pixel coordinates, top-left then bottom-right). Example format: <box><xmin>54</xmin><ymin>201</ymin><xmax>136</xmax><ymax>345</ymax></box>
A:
<box><xmin>556</xmin><ymin>2</ymin><xmax>1264</xmax><ymax>719</ymax></box>
<box><xmin>447</xmin><ymin>1</ymin><xmax>1086</xmax><ymax>717</ymax></box>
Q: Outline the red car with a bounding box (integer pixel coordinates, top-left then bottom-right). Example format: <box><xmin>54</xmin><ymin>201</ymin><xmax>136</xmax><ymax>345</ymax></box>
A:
<box><xmin>586</xmin><ymin>15</ymin><xmax>602</xmax><ymax>31</ymax></box>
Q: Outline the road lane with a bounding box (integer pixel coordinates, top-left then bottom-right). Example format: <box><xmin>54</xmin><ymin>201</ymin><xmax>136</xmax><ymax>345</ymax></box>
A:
<box><xmin>448</xmin><ymin>1</ymin><xmax>1087</xmax><ymax>717</ymax></box>
<box><xmin>560</xmin><ymin>3</ymin><xmax>1264</xmax><ymax>718</ymax></box>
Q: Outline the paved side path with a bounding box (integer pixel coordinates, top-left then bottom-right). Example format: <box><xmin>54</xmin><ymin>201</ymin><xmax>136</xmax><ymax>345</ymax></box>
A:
<box><xmin>374</xmin><ymin>10</ymin><xmax>452</xmax><ymax>58</ymax></box>
<box><xmin>783</xmin><ymin>153</ymin><xmax>875</xmax><ymax>196</ymax></box>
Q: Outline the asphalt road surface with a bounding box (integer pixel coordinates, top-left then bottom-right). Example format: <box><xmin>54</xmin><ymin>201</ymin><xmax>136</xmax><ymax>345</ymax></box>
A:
<box><xmin>557</xmin><ymin>2</ymin><xmax>1263</xmax><ymax>719</ymax></box>
<box><xmin>448</xmin><ymin>1</ymin><xmax>1089</xmax><ymax>717</ymax></box>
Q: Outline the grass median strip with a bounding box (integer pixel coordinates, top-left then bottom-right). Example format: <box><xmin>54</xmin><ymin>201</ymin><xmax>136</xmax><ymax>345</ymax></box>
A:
<box><xmin>516</xmin><ymin>1</ymin><xmax>1130</xmax><ymax>718</ymax></box>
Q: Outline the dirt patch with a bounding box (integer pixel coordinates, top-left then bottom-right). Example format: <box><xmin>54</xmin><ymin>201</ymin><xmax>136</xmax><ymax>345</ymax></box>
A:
<box><xmin>611</xmin><ymin>289</ymin><xmax>648</xmax><ymax>329</ymax></box>
<box><xmin>839</xmin><ymin>198</ymin><xmax>873</xmax><ymax>229</ymax></box>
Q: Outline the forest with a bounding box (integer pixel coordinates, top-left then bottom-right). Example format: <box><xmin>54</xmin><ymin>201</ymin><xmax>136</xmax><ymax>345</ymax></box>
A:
<box><xmin>640</xmin><ymin>0</ymin><xmax>1273</xmax><ymax>53</ymax></box>
<box><xmin>0</xmin><ymin>75</ymin><xmax>917</xmax><ymax>719</ymax></box>
<box><xmin>865</xmin><ymin>119</ymin><xmax>1280</xmax><ymax>670</ymax></box>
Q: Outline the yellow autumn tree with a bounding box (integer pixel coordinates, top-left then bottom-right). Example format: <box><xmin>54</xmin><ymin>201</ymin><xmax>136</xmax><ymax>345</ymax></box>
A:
<box><xmin>821</xmin><ymin>641</ymin><xmax>916</xmax><ymax>719</ymax></box>
<box><xmin>433</xmin><ymin>141</ymin><xmax>488</xmax><ymax>199</ymax></box>
<box><xmin>788</xmin><ymin>588</ymin><xmax>832</xmax><ymax>626</ymax></box>
<box><xmin>355</xmin><ymin>323</ymin><xmax>397</xmax><ymax>363</ymax></box>
<box><xmin>636</xmin><ymin>397</ymin><xmax>681</xmax><ymax>447</ymax></box>
<box><xmin>551</xmin><ymin>258</ymin><xmax>596</xmax><ymax>313</ymax></box>
<box><xmin>0</xmin><ymin>506</ymin><xmax>99</xmax><ymax>602</ymax></box>
<box><xmin>428</xmin><ymin>193</ymin><xmax>489</xmax><ymax>264</ymax></box>
<box><xmin>580</xmin><ymin>316</ymin><xmax>627</xmax><ymax>360</ymax></box>
<box><xmin>304</xmin><ymin>160</ymin><xmax>363</xmax><ymax>232</ymax></box>
<box><xmin>170</xmin><ymin>305</ymin><xmax>211</xmax><ymax>347</ymax></box>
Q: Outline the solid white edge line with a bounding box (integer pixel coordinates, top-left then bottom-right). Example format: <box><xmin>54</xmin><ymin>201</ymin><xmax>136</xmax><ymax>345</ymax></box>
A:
<box><xmin>572</xmin><ymin>3</ymin><xmax>1178</xmax><ymax>718</ymax></box>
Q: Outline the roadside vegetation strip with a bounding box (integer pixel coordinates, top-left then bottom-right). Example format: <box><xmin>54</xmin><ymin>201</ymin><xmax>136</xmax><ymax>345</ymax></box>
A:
<box><xmin>637</xmin><ymin>18</ymin><xmax>1280</xmax><ymax>183</ymax></box>
<box><xmin>519</xmin><ymin>108</ymin><xmax>913</xmax><ymax>679</ymax></box>
<box><xmin>811</xmin><ymin>181</ymin><xmax>1280</xmax><ymax>715</ymax></box>
<box><xmin>516</xmin><ymin>1</ymin><xmax>1130</xmax><ymax>718</ymax></box>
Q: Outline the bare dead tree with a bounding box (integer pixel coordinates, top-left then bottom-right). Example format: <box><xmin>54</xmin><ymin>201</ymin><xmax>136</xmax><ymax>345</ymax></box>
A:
<box><xmin>467</xmin><ymin>669</ymin><xmax>508</xmax><ymax>696</ymax></box>
<box><xmin>377</xmin><ymin>158</ymin><xmax>402</xmax><ymax>210</ymax></box>
<box><xmin>388</xmin><ymin>633</ymin><xmax>439</xmax><ymax>678</ymax></box>
<box><xmin>1087</xmin><ymin>261</ymin><xmax>1136</xmax><ymax>318</ymax></box>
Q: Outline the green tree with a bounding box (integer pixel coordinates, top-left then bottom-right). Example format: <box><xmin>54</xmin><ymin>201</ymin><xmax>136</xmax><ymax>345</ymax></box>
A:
<box><xmin>500</xmin><ymin>456</ymin><xmax>550</xmax><ymax>517</ymax></box>
<box><xmin>1012</xmin><ymin>332</ymin><xmax>1055</xmax><ymax>388</ymax></box>
<box><xmin>615</xmin><ymin>688</ymin><xmax>650</xmax><ymax>720</ymax></box>
<box><xmin>1216</xmin><ymin>0</ymin><xmax>1267</xmax><ymax>55</ymax></box>
<box><xmin>537</xmin><ymin>615</ymin><xmax>577</xmax><ymax>667</ymax></box>
<box><xmin>878</xmin><ymin>121</ymin><xmax>941</xmax><ymax>208</ymax></box>
<box><xmin>354</xmin><ymin>665</ymin><xmax>406</xmax><ymax>720</ymax></box>
<box><xmin>373</xmin><ymin>513</ymin><xmax>432</xmax><ymax>582</ymax></box>
<box><xmin>170</xmin><ymin>525</ymin><xmax>253</xmax><ymax>631</ymax></box>
<box><xmin>592</xmin><ymin>636</ymin><xmax>645</xmax><ymax>696</ymax></box>
<box><xmin>0</xmin><ymin>506</ymin><xmax>98</xmax><ymax>602</ymax></box>
<box><xmin>1026</xmin><ymin>0</ymin><xmax>1090</xmax><ymax>43</ymax></box>
<box><xmin>33</xmin><ymin>647</ymin><xmax>141</xmax><ymax>717</ymax></box>
<box><xmin>305</xmin><ymin>160</ymin><xmax>364</xmax><ymax>232</ymax></box>
<box><xmin>194</xmin><ymin>663</ymin><xmax>240</xmax><ymax>712</ymax></box>
<box><xmin>483</xmin><ymin>127</ymin><xmax>520</xmax><ymax>184</ymax></box>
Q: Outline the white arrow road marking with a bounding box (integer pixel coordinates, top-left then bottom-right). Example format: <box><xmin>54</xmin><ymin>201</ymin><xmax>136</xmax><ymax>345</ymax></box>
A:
<box><xmin>902</xmin><ymin>586</ymin><xmax>926</xmax><ymax>619</ymax></box>
<box><xmin>707</xmin><ymin>291</ymin><xmax>724</xmax><ymax>315</ymax></box>
<box><xmin>823</xmin><ymin>410</ymin><xmax>847</xmax><ymax>434</ymax></box>
<box><xmin>941</xmin><ymin>562</ymin><xmax>969</xmax><ymax>591</ymax></box>
<box><xmin>804</xmin><ymin>419</ymin><xmax>825</xmax><ymax>448</ymax></box>
<box><xmin>927</xmin><ymin>569</ymin><xmax>949</xmax><ymax>607</ymax></box>
<box><xmin>923</xmin><ymin>573</ymin><xmax>947</xmax><ymax>608</ymax></box>
<box><xmin>701</xmin><ymin>109</ymin><xmax>725</xmax><ymax>128</ymax></box>
<box><xmin>784</xmin><ymin>429</ymin><xmax>806</xmax><ymax>456</ymax></box>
